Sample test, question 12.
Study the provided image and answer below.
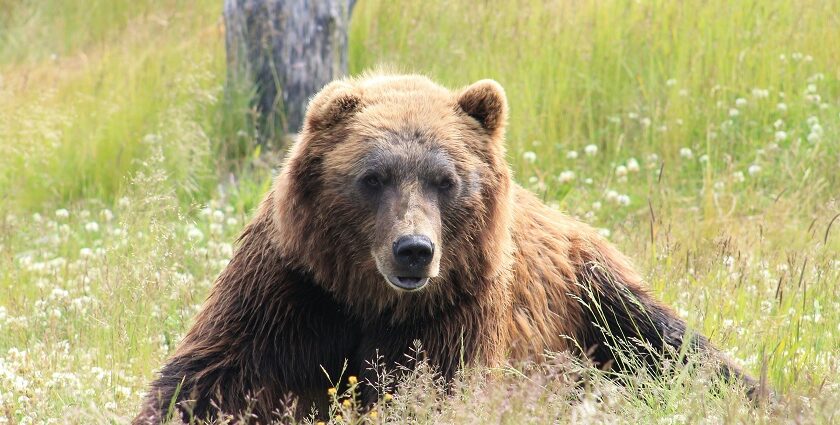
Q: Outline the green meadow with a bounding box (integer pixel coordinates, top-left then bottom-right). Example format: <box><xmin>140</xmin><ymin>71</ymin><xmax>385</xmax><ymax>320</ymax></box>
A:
<box><xmin>0</xmin><ymin>0</ymin><xmax>838</xmax><ymax>423</ymax></box>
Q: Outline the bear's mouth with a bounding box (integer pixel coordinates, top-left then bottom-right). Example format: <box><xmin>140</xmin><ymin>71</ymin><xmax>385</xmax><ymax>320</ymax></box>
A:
<box><xmin>386</xmin><ymin>275</ymin><xmax>430</xmax><ymax>291</ymax></box>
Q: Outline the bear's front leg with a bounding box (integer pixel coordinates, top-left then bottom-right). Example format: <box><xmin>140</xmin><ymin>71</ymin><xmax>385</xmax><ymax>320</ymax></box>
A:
<box><xmin>134</xmin><ymin>228</ymin><xmax>362</xmax><ymax>424</ymax></box>
<box><xmin>572</xmin><ymin>241</ymin><xmax>761</xmax><ymax>398</ymax></box>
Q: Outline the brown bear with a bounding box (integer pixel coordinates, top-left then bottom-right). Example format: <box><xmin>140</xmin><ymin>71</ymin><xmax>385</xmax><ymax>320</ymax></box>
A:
<box><xmin>134</xmin><ymin>74</ymin><xmax>758</xmax><ymax>424</ymax></box>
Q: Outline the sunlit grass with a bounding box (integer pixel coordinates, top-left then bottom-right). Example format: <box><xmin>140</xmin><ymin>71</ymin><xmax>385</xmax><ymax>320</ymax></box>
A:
<box><xmin>0</xmin><ymin>0</ymin><xmax>259</xmax><ymax>210</ymax></box>
<box><xmin>0</xmin><ymin>0</ymin><xmax>838</xmax><ymax>423</ymax></box>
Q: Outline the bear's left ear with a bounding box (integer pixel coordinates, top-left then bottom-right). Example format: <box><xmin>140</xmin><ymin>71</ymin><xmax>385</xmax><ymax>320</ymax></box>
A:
<box><xmin>456</xmin><ymin>79</ymin><xmax>508</xmax><ymax>137</ymax></box>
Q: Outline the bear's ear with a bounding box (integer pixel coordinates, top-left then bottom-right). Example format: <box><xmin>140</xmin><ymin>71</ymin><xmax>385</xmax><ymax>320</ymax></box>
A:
<box><xmin>456</xmin><ymin>79</ymin><xmax>508</xmax><ymax>136</ymax></box>
<box><xmin>303</xmin><ymin>81</ymin><xmax>362</xmax><ymax>132</ymax></box>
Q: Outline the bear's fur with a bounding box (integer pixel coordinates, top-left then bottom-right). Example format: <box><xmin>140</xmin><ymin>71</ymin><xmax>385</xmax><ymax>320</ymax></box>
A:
<box><xmin>134</xmin><ymin>74</ymin><xmax>757</xmax><ymax>424</ymax></box>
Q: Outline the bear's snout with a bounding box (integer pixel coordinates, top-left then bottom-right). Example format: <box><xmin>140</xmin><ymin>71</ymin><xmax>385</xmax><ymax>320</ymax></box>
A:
<box><xmin>393</xmin><ymin>234</ymin><xmax>435</xmax><ymax>269</ymax></box>
<box><xmin>382</xmin><ymin>234</ymin><xmax>436</xmax><ymax>291</ymax></box>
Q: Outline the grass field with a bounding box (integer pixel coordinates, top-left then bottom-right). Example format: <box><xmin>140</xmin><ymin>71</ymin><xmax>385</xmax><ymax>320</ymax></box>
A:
<box><xmin>1</xmin><ymin>0</ymin><xmax>839</xmax><ymax>423</ymax></box>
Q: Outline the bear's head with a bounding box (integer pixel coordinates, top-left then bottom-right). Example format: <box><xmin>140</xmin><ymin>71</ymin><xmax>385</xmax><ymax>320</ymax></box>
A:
<box><xmin>271</xmin><ymin>74</ymin><xmax>514</xmax><ymax>319</ymax></box>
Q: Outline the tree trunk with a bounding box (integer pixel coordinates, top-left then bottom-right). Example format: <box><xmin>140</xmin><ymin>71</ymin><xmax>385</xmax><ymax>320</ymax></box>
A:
<box><xmin>224</xmin><ymin>0</ymin><xmax>356</xmax><ymax>147</ymax></box>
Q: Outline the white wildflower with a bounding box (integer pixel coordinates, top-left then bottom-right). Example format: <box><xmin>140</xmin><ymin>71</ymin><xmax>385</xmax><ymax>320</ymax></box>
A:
<box><xmin>187</xmin><ymin>226</ymin><xmax>204</xmax><ymax>241</ymax></box>
<box><xmin>776</xmin><ymin>102</ymin><xmax>787</xmax><ymax>112</ymax></box>
<box><xmin>84</xmin><ymin>222</ymin><xmax>100</xmax><ymax>232</ymax></box>
<box><xmin>522</xmin><ymin>151</ymin><xmax>537</xmax><ymax>163</ymax></box>
<box><xmin>566</xmin><ymin>150</ymin><xmax>579</xmax><ymax>159</ymax></box>
<box><xmin>116</xmin><ymin>385</ymin><xmax>132</xmax><ymax>399</ymax></box>
<box><xmin>748</xmin><ymin>164</ymin><xmax>762</xmax><ymax>176</ymax></box>
<box><xmin>626</xmin><ymin>158</ymin><xmax>640</xmax><ymax>173</ymax></box>
<box><xmin>55</xmin><ymin>209</ymin><xmax>69</xmax><ymax>219</ymax></box>
<box><xmin>13</xmin><ymin>376</ymin><xmax>30</xmax><ymax>392</ymax></box>
<box><xmin>679</xmin><ymin>147</ymin><xmax>693</xmax><ymax>159</ymax></box>
<box><xmin>729</xmin><ymin>108</ymin><xmax>740</xmax><ymax>117</ymax></box>
<box><xmin>219</xmin><ymin>243</ymin><xmax>234</xmax><ymax>258</ymax></box>
<box><xmin>584</xmin><ymin>144</ymin><xmax>598</xmax><ymax>156</ymax></box>
<box><xmin>143</xmin><ymin>133</ymin><xmax>161</xmax><ymax>143</ymax></box>
<box><xmin>806</xmin><ymin>93</ymin><xmax>821</xmax><ymax>104</ymax></box>
<box><xmin>733</xmin><ymin>171</ymin><xmax>745</xmax><ymax>182</ymax></box>
<box><xmin>50</xmin><ymin>287</ymin><xmax>69</xmax><ymax>300</ymax></box>
<box><xmin>774</xmin><ymin>131</ymin><xmax>788</xmax><ymax>142</ymax></box>
<box><xmin>557</xmin><ymin>170</ymin><xmax>575</xmax><ymax>183</ymax></box>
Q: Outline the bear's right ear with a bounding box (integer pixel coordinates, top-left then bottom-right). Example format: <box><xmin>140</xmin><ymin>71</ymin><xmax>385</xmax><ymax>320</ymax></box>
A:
<box><xmin>303</xmin><ymin>81</ymin><xmax>362</xmax><ymax>132</ymax></box>
<box><xmin>456</xmin><ymin>79</ymin><xmax>508</xmax><ymax>138</ymax></box>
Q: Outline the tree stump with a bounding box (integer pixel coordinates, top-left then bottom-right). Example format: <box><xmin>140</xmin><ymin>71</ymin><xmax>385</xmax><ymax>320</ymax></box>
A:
<box><xmin>223</xmin><ymin>0</ymin><xmax>356</xmax><ymax>146</ymax></box>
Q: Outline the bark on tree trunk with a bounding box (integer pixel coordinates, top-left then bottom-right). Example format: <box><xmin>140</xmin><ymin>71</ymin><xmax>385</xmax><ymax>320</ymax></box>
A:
<box><xmin>224</xmin><ymin>0</ymin><xmax>356</xmax><ymax>147</ymax></box>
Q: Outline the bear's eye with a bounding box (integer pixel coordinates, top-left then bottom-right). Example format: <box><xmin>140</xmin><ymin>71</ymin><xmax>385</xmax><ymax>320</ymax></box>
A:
<box><xmin>437</xmin><ymin>177</ymin><xmax>455</xmax><ymax>191</ymax></box>
<box><xmin>363</xmin><ymin>174</ymin><xmax>382</xmax><ymax>188</ymax></box>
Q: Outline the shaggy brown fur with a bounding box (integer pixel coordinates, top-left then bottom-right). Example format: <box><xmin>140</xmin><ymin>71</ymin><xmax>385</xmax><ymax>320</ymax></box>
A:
<box><xmin>134</xmin><ymin>74</ymin><xmax>757</xmax><ymax>424</ymax></box>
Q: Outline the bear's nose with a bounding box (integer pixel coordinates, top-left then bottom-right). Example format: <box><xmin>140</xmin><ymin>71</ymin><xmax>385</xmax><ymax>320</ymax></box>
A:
<box><xmin>393</xmin><ymin>235</ymin><xmax>434</xmax><ymax>269</ymax></box>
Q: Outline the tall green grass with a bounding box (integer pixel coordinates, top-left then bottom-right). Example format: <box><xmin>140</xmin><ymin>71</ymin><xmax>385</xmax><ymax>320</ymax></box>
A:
<box><xmin>0</xmin><ymin>0</ymin><xmax>260</xmax><ymax>210</ymax></box>
<box><xmin>351</xmin><ymin>1</ymin><xmax>839</xmax><ymax>216</ymax></box>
